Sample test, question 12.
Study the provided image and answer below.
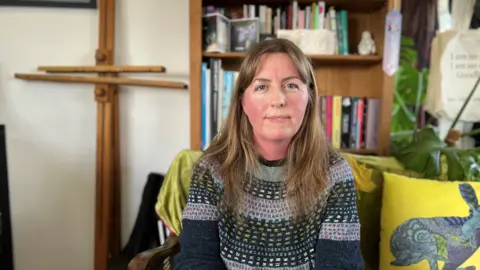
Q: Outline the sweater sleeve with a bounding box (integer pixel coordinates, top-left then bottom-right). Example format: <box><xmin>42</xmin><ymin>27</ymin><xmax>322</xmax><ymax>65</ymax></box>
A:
<box><xmin>174</xmin><ymin>160</ymin><xmax>226</xmax><ymax>270</ymax></box>
<box><xmin>315</xmin><ymin>159</ymin><xmax>365</xmax><ymax>270</ymax></box>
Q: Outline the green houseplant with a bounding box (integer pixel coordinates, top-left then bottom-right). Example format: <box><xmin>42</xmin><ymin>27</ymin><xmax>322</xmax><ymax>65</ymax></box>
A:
<box><xmin>388</xmin><ymin>35</ymin><xmax>480</xmax><ymax>182</ymax></box>
<box><xmin>390</xmin><ymin>36</ymin><xmax>430</xmax><ymax>154</ymax></box>
<box><xmin>393</xmin><ymin>69</ymin><xmax>480</xmax><ymax>182</ymax></box>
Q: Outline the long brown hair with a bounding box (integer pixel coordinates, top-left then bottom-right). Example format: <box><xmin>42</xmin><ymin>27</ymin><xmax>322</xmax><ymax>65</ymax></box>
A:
<box><xmin>201</xmin><ymin>38</ymin><xmax>334</xmax><ymax>217</ymax></box>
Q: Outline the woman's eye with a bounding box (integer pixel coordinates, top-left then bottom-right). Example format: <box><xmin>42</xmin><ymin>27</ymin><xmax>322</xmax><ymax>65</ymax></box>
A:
<box><xmin>286</xmin><ymin>83</ymin><xmax>299</xmax><ymax>89</ymax></box>
<box><xmin>255</xmin><ymin>85</ymin><xmax>267</xmax><ymax>91</ymax></box>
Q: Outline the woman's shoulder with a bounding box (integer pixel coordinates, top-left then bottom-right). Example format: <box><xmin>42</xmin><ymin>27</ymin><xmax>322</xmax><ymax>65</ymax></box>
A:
<box><xmin>192</xmin><ymin>154</ymin><xmax>225</xmax><ymax>185</ymax></box>
<box><xmin>325</xmin><ymin>150</ymin><xmax>355</xmax><ymax>190</ymax></box>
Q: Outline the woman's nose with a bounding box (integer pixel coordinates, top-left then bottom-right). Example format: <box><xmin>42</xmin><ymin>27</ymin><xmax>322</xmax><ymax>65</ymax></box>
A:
<box><xmin>270</xmin><ymin>89</ymin><xmax>286</xmax><ymax>107</ymax></box>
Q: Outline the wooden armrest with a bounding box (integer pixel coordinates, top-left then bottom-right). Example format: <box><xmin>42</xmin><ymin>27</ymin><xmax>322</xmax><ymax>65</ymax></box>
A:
<box><xmin>128</xmin><ymin>235</ymin><xmax>179</xmax><ymax>270</ymax></box>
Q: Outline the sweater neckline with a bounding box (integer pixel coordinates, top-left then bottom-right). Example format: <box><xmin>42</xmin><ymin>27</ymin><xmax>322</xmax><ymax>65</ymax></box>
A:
<box><xmin>258</xmin><ymin>156</ymin><xmax>287</xmax><ymax>167</ymax></box>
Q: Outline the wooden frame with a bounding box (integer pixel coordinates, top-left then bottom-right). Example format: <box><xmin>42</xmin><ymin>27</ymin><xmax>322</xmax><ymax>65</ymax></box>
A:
<box><xmin>13</xmin><ymin>0</ymin><xmax>187</xmax><ymax>269</ymax></box>
<box><xmin>189</xmin><ymin>0</ymin><xmax>398</xmax><ymax>156</ymax></box>
<box><xmin>0</xmin><ymin>0</ymin><xmax>97</xmax><ymax>9</ymax></box>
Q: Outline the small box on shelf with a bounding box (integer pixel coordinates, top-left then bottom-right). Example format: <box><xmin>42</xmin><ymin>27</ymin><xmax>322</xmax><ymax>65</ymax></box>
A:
<box><xmin>230</xmin><ymin>18</ymin><xmax>260</xmax><ymax>52</ymax></box>
<box><xmin>203</xmin><ymin>13</ymin><xmax>230</xmax><ymax>53</ymax></box>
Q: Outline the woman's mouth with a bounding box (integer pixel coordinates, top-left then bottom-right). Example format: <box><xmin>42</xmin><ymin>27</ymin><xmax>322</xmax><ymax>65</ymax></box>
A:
<box><xmin>265</xmin><ymin>115</ymin><xmax>290</xmax><ymax>122</ymax></box>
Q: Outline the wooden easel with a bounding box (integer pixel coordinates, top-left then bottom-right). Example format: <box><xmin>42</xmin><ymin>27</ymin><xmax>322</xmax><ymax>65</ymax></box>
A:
<box><xmin>14</xmin><ymin>0</ymin><xmax>187</xmax><ymax>269</ymax></box>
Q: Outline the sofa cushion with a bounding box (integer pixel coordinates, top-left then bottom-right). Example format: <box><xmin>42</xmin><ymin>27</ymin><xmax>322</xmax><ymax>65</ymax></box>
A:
<box><xmin>342</xmin><ymin>153</ymin><xmax>411</xmax><ymax>270</ymax></box>
<box><xmin>155</xmin><ymin>149</ymin><xmax>203</xmax><ymax>236</ymax></box>
<box><xmin>379</xmin><ymin>172</ymin><xmax>480</xmax><ymax>270</ymax></box>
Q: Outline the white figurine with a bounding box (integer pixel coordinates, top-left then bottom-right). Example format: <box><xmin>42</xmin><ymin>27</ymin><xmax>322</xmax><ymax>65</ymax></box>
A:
<box><xmin>358</xmin><ymin>31</ymin><xmax>376</xmax><ymax>55</ymax></box>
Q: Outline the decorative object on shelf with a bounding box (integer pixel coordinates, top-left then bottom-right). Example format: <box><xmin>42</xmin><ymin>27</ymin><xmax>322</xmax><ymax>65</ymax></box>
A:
<box><xmin>230</xmin><ymin>18</ymin><xmax>260</xmax><ymax>52</ymax></box>
<box><xmin>358</xmin><ymin>31</ymin><xmax>376</xmax><ymax>55</ymax></box>
<box><xmin>382</xmin><ymin>9</ymin><xmax>403</xmax><ymax>76</ymax></box>
<box><xmin>0</xmin><ymin>0</ymin><xmax>96</xmax><ymax>8</ymax></box>
<box><xmin>203</xmin><ymin>13</ymin><xmax>230</xmax><ymax>53</ymax></box>
<box><xmin>276</xmin><ymin>29</ymin><xmax>335</xmax><ymax>55</ymax></box>
<box><xmin>259</xmin><ymin>33</ymin><xmax>276</xmax><ymax>42</ymax></box>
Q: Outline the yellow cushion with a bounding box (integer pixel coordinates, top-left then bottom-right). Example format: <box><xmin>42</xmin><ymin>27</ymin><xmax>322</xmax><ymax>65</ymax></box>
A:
<box><xmin>379</xmin><ymin>172</ymin><xmax>480</xmax><ymax>270</ymax></box>
<box><xmin>342</xmin><ymin>153</ymin><xmax>410</xmax><ymax>270</ymax></box>
<box><xmin>155</xmin><ymin>149</ymin><xmax>202</xmax><ymax>236</ymax></box>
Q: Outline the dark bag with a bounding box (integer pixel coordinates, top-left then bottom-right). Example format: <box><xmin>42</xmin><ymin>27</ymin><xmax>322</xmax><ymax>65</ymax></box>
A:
<box><xmin>109</xmin><ymin>173</ymin><xmax>164</xmax><ymax>269</ymax></box>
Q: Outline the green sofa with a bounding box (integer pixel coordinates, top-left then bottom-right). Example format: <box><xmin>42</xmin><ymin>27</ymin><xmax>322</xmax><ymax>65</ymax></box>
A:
<box><xmin>127</xmin><ymin>149</ymin><xmax>411</xmax><ymax>270</ymax></box>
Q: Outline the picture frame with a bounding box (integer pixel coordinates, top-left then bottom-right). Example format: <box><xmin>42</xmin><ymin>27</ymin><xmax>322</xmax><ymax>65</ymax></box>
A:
<box><xmin>0</xmin><ymin>0</ymin><xmax>96</xmax><ymax>9</ymax></box>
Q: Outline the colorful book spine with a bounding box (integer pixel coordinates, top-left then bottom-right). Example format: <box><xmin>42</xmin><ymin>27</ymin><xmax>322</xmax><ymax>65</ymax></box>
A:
<box><xmin>319</xmin><ymin>95</ymin><xmax>381</xmax><ymax>151</ymax></box>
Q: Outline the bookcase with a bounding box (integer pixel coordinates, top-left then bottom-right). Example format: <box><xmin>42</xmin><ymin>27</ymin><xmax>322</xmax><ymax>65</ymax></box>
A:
<box><xmin>189</xmin><ymin>0</ymin><xmax>399</xmax><ymax>156</ymax></box>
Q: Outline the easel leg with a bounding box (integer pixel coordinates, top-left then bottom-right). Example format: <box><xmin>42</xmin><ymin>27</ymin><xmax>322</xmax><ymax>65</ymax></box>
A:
<box><xmin>94</xmin><ymin>85</ymin><xmax>118</xmax><ymax>270</ymax></box>
<box><xmin>111</xmin><ymin>87</ymin><xmax>121</xmax><ymax>256</ymax></box>
<box><xmin>95</xmin><ymin>0</ymin><xmax>118</xmax><ymax>266</ymax></box>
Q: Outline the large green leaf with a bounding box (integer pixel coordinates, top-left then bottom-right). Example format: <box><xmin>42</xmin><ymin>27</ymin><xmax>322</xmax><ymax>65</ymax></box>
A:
<box><xmin>400</xmin><ymin>36</ymin><xmax>417</xmax><ymax>66</ymax></box>
<box><xmin>395</xmin><ymin>66</ymin><xmax>419</xmax><ymax>94</ymax></box>
<box><xmin>395</xmin><ymin>127</ymin><xmax>480</xmax><ymax>181</ymax></box>
<box><xmin>457</xmin><ymin>150</ymin><xmax>480</xmax><ymax>181</ymax></box>
<box><xmin>395</xmin><ymin>128</ymin><xmax>444</xmax><ymax>178</ymax></box>
<box><xmin>440</xmin><ymin>148</ymin><xmax>465</xmax><ymax>181</ymax></box>
<box><xmin>391</xmin><ymin>36</ymin><xmax>431</xmax><ymax>156</ymax></box>
<box><xmin>391</xmin><ymin>90</ymin><xmax>416</xmax><ymax>134</ymax></box>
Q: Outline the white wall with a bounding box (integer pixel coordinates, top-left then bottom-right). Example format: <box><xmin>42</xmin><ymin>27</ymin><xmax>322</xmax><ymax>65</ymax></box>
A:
<box><xmin>0</xmin><ymin>0</ymin><xmax>190</xmax><ymax>269</ymax></box>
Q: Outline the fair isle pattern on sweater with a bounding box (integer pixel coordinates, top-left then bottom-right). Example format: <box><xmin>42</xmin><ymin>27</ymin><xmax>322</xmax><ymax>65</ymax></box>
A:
<box><xmin>181</xmin><ymin>154</ymin><xmax>361</xmax><ymax>269</ymax></box>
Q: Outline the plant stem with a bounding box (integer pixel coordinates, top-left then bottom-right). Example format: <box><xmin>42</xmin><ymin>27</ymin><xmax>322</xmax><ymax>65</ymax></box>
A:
<box><xmin>461</xmin><ymin>128</ymin><xmax>480</xmax><ymax>138</ymax></box>
<box><xmin>448</xmin><ymin>75</ymin><xmax>480</xmax><ymax>132</ymax></box>
<box><xmin>393</xmin><ymin>89</ymin><xmax>416</xmax><ymax>123</ymax></box>
<box><xmin>414</xmin><ymin>72</ymin><xmax>424</xmax><ymax>130</ymax></box>
<box><xmin>391</xmin><ymin>130</ymin><xmax>415</xmax><ymax>137</ymax></box>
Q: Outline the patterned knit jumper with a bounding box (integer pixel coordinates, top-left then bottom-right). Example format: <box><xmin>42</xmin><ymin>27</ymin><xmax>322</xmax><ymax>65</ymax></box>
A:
<box><xmin>174</xmin><ymin>154</ymin><xmax>364</xmax><ymax>270</ymax></box>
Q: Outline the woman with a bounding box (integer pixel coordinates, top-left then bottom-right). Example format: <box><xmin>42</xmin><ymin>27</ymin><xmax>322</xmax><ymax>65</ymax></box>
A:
<box><xmin>174</xmin><ymin>38</ymin><xmax>364</xmax><ymax>269</ymax></box>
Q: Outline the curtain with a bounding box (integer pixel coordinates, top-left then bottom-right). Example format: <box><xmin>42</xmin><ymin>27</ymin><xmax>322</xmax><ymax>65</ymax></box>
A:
<box><xmin>401</xmin><ymin>0</ymin><xmax>438</xmax><ymax>69</ymax></box>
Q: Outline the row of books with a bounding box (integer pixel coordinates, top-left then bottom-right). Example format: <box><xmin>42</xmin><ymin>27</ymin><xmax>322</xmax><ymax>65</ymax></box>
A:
<box><xmin>320</xmin><ymin>96</ymin><xmax>380</xmax><ymax>151</ymax></box>
<box><xmin>201</xmin><ymin>58</ymin><xmax>237</xmax><ymax>149</ymax></box>
<box><xmin>202</xmin><ymin>1</ymin><xmax>349</xmax><ymax>55</ymax></box>
<box><xmin>201</xmin><ymin>58</ymin><xmax>380</xmax><ymax>152</ymax></box>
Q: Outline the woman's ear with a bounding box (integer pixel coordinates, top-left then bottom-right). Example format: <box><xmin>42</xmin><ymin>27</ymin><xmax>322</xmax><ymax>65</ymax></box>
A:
<box><xmin>240</xmin><ymin>93</ymin><xmax>244</xmax><ymax>108</ymax></box>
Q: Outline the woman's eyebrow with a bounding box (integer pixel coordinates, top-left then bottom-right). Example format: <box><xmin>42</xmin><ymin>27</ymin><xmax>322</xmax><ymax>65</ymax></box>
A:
<box><xmin>252</xmin><ymin>76</ymin><xmax>300</xmax><ymax>83</ymax></box>
<box><xmin>252</xmin><ymin>78</ymin><xmax>270</xmax><ymax>83</ymax></box>
<box><xmin>282</xmin><ymin>76</ymin><xmax>300</xmax><ymax>82</ymax></box>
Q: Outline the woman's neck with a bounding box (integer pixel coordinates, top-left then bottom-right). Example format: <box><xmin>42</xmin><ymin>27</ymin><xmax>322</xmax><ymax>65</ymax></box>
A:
<box><xmin>255</xmin><ymin>137</ymin><xmax>290</xmax><ymax>161</ymax></box>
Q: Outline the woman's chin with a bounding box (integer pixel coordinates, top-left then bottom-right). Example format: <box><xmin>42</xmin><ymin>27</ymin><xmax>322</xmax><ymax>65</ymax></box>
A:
<box><xmin>262</xmin><ymin>131</ymin><xmax>295</xmax><ymax>142</ymax></box>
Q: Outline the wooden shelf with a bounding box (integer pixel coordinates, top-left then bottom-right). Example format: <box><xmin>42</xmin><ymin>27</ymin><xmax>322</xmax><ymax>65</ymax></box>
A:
<box><xmin>340</xmin><ymin>148</ymin><xmax>379</xmax><ymax>155</ymax></box>
<box><xmin>203</xmin><ymin>0</ymin><xmax>386</xmax><ymax>13</ymax></box>
<box><xmin>190</xmin><ymin>0</ymin><xmax>396</xmax><ymax>156</ymax></box>
<box><xmin>203</xmin><ymin>52</ymin><xmax>382</xmax><ymax>65</ymax></box>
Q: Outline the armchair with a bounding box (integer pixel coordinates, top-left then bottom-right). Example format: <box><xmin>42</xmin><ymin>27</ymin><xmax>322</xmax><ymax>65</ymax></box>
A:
<box><xmin>128</xmin><ymin>235</ymin><xmax>179</xmax><ymax>270</ymax></box>
<box><xmin>128</xmin><ymin>149</ymin><xmax>407</xmax><ymax>270</ymax></box>
<box><xmin>128</xmin><ymin>149</ymin><xmax>203</xmax><ymax>270</ymax></box>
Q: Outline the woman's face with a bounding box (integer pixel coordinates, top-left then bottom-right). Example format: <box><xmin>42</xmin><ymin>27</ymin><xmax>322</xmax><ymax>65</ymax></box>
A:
<box><xmin>242</xmin><ymin>53</ymin><xmax>310</xmax><ymax>144</ymax></box>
